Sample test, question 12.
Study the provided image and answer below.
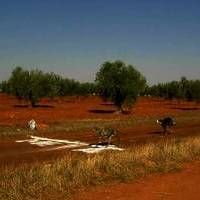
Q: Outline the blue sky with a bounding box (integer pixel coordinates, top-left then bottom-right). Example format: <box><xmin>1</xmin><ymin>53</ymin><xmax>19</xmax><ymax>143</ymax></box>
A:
<box><xmin>0</xmin><ymin>0</ymin><xmax>200</xmax><ymax>85</ymax></box>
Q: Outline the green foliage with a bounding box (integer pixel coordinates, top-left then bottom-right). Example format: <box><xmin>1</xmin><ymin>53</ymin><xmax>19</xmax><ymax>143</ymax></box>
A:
<box><xmin>1</xmin><ymin>66</ymin><xmax>97</xmax><ymax>106</ymax></box>
<box><xmin>95</xmin><ymin>60</ymin><xmax>146</xmax><ymax>111</ymax></box>
<box><xmin>9</xmin><ymin>66</ymin><xmax>30</xmax><ymax>101</ymax></box>
<box><xmin>56</xmin><ymin>78</ymin><xmax>96</xmax><ymax>97</ymax></box>
<box><xmin>149</xmin><ymin>77</ymin><xmax>200</xmax><ymax>102</ymax></box>
<box><xmin>6</xmin><ymin>67</ymin><xmax>60</xmax><ymax>106</ymax></box>
<box><xmin>0</xmin><ymin>80</ymin><xmax>12</xmax><ymax>94</ymax></box>
<box><xmin>189</xmin><ymin>80</ymin><xmax>200</xmax><ymax>102</ymax></box>
<box><xmin>27</xmin><ymin>70</ymin><xmax>60</xmax><ymax>106</ymax></box>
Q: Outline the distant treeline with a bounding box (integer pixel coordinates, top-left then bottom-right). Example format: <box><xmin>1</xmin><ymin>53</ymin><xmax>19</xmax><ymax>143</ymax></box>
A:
<box><xmin>0</xmin><ymin>66</ymin><xmax>200</xmax><ymax>108</ymax></box>
<box><xmin>0</xmin><ymin>67</ymin><xmax>97</xmax><ymax>106</ymax></box>
<box><xmin>146</xmin><ymin>77</ymin><xmax>200</xmax><ymax>102</ymax></box>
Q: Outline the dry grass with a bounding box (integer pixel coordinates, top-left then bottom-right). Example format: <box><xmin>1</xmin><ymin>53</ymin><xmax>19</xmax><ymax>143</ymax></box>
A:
<box><xmin>1</xmin><ymin>136</ymin><xmax>200</xmax><ymax>200</ymax></box>
<box><xmin>0</xmin><ymin>118</ymin><xmax>135</xmax><ymax>139</ymax></box>
<box><xmin>0</xmin><ymin>117</ymin><xmax>150</xmax><ymax>139</ymax></box>
<box><xmin>1</xmin><ymin>110</ymin><xmax>200</xmax><ymax>139</ymax></box>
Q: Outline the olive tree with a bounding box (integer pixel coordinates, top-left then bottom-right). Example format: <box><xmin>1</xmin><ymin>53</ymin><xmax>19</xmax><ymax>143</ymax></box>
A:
<box><xmin>8</xmin><ymin>66</ymin><xmax>30</xmax><ymax>102</ymax></box>
<box><xmin>7</xmin><ymin>67</ymin><xmax>59</xmax><ymax>107</ymax></box>
<box><xmin>95</xmin><ymin>60</ymin><xmax>146</xmax><ymax>112</ymax></box>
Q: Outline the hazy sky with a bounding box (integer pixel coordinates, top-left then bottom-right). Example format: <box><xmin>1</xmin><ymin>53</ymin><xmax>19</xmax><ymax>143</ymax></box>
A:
<box><xmin>0</xmin><ymin>0</ymin><xmax>200</xmax><ymax>85</ymax></box>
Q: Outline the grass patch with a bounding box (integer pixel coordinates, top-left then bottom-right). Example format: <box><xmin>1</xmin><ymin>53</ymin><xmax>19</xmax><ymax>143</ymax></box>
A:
<box><xmin>0</xmin><ymin>125</ymin><xmax>29</xmax><ymax>139</ymax></box>
<box><xmin>1</xmin><ymin>111</ymin><xmax>200</xmax><ymax>139</ymax></box>
<box><xmin>0</xmin><ymin>117</ymin><xmax>149</xmax><ymax>139</ymax></box>
<box><xmin>1</xmin><ymin>136</ymin><xmax>200</xmax><ymax>200</ymax></box>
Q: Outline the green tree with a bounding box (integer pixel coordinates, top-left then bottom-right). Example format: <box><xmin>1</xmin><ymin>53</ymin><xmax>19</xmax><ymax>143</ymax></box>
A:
<box><xmin>78</xmin><ymin>82</ymin><xmax>97</xmax><ymax>96</ymax></box>
<box><xmin>27</xmin><ymin>70</ymin><xmax>60</xmax><ymax>106</ymax></box>
<box><xmin>148</xmin><ymin>77</ymin><xmax>200</xmax><ymax>103</ymax></box>
<box><xmin>7</xmin><ymin>67</ymin><xmax>59</xmax><ymax>107</ymax></box>
<box><xmin>95</xmin><ymin>60</ymin><xmax>146</xmax><ymax>112</ymax></box>
<box><xmin>190</xmin><ymin>80</ymin><xmax>200</xmax><ymax>103</ymax></box>
<box><xmin>0</xmin><ymin>81</ymin><xmax>12</xmax><ymax>94</ymax></box>
<box><xmin>8</xmin><ymin>66</ymin><xmax>30</xmax><ymax>102</ymax></box>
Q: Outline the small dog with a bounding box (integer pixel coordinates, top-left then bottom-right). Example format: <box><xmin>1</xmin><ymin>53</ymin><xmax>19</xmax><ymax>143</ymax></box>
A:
<box><xmin>156</xmin><ymin>117</ymin><xmax>176</xmax><ymax>134</ymax></box>
<box><xmin>93</xmin><ymin>127</ymin><xmax>120</xmax><ymax>145</ymax></box>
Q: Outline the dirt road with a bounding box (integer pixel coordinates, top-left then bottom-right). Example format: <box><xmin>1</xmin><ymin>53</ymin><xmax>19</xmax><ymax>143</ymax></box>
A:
<box><xmin>0</xmin><ymin>118</ymin><xmax>200</xmax><ymax>167</ymax></box>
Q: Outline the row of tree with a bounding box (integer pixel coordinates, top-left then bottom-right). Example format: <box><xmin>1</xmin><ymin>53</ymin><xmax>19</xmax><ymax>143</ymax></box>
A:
<box><xmin>0</xmin><ymin>67</ymin><xmax>96</xmax><ymax>107</ymax></box>
<box><xmin>0</xmin><ymin>61</ymin><xmax>199</xmax><ymax>111</ymax></box>
<box><xmin>147</xmin><ymin>77</ymin><xmax>200</xmax><ymax>102</ymax></box>
<box><xmin>0</xmin><ymin>61</ymin><xmax>146</xmax><ymax>112</ymax></box>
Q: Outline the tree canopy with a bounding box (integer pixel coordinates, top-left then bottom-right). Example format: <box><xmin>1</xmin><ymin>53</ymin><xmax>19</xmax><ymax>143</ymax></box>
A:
<box><xmin>95</xmin><ymin>60</ymin><xmax>146</xmax><ymax>112</ymax></box>
<box><xmin>1</xmin><ymin>64</ymin><xmax>200</xmax><ymax>109</ymax></box>
<box><xmin>148</xmin><ymin>77</ymin><xmax>200</xmax><ymax>103</ymax></box>
<box><xmin>2</xmin><ymin>66</ymin><xmax>96</xmax><ymax>107</ymax></box>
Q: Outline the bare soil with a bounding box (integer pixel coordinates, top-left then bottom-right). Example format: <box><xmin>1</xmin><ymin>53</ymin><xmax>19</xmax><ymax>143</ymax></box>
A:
<box><xmin>0</xmin><ymin>93</ymin><xmax>200</xmax><ymax>166</ymax></box>
<box><xmin>0</xmin><ymin>93</ymin><xmax>199</xmax><ymax>126</ymax></box>
<box><xmin>0</xmin><ymin>93</ymin><xmax>200</xmax><ymax>199</ymax></box>
<box><xmin>69</xmin><ymin>161</ymin><xmax>200</xmax><ymax>200</ymax></box>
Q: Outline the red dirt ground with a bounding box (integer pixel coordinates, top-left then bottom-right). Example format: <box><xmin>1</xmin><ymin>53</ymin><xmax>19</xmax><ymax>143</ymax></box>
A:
<box><xmin>69</xmin><ymin>161</ymin><xmax>200</xmax><ymax>200</ymax></box>
<box><xmin>1</xmin><ymin>119</ymin><xmax>200</xmax><ymax>167</ymax></box>
<box><xmin>0</xmin><ymin>93</ymin><xmax>199</xmax><ymax>126</ymax></box>
<box><xmin>1</xmin><ymin>93</ymin><xmax>200</xmax><ymax>200</ymax></box>
<box><xmin>0</xmin><ymin>93</ymin><xmax>200</xmax><ymax>165</ymax></box>
<box><xmin>0</xmin><ymin>92</ymin><xmax>200</xmax><ymax>166</ymax></box>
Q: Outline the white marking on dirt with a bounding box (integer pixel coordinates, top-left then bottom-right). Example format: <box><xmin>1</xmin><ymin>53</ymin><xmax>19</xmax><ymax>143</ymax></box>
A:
<box><xmin>73</xmin><ymin>145</ymin><xmax>124</xmax><ymax>154</ymax></box>
<box><xmin>16</xmin><ymin>136</ymin><xmax>88</xmax><ymax>147</ymax></box>
<box><xmin>31</xmin><ymin>136</ymin><xmax>88</xmax><ymax>145</ymax></box>
<box><xmin>16</xmin><ymin>136</ymin><xmax>124</xmax><ymax>154</ymax></box>
<box><xmin>38</xmin><ymin>145</ymin><xmax>76</xmax><ymax>152</ymax></box>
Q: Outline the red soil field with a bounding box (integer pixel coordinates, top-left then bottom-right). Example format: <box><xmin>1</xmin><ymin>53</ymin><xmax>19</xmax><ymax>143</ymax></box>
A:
<box><xmin>69</xmin><ymin>161</ymin><xmax>200</xmax><ymax>200</ymax></box>
<box><xmin>1</xmin><ymin>93</ymin><xmax>200</xmax><ymax>200</ymax></box>
<box><xmin>0</xmin><ymin>92</ymin><xmax>199</xmax><ymax>126</ymax></box>
<box><xmin>0</xmin><ymin>92</ymin><xmax>200</xmax><ymax>166</ymax></box>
